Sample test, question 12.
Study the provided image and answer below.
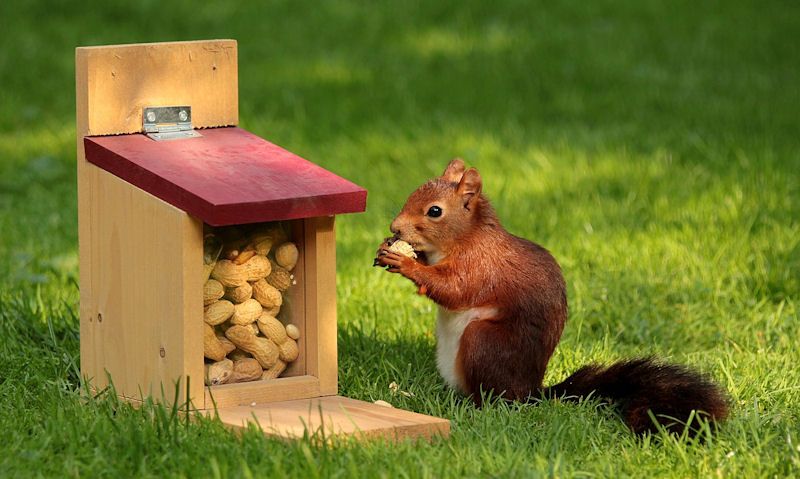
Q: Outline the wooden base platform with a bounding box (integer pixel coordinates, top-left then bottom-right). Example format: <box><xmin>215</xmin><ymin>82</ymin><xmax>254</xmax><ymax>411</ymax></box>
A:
<box><xmin>208</xmin><ymin>396</ymin><xmax>450</xmax><ymax>441</ymax></box>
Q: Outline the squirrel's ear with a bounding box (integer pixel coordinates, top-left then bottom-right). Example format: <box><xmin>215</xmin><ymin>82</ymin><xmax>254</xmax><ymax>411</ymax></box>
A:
<box><xmin>441</xmin><ymin>158</ymin><xmax>466</xmax><ymax>183</ymax></box>
<box><xmin>457</xmin><ymin>168</ymin><xmax>482</xmax><ymax>210</ymax></box>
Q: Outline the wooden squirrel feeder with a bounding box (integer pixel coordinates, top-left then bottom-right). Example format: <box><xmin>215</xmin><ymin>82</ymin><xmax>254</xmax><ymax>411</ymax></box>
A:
<box><xmin>76</xmin><ymin>39</ymin><xmax>449</xmax><ymax>440</ymax></box>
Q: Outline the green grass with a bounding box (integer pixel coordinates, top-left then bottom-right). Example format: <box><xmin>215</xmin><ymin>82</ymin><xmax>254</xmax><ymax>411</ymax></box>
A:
<box><xmin>1</xmin><ymin>0</ymin><xmax>799</xmax><ymax>477</ymax></box>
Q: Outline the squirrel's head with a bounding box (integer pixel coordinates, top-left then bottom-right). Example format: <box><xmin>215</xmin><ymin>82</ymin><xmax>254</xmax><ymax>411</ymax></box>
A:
<box><xmin>390</xmin><ymin>158</ymin><xmax>491</xmax><ymax>264</ymax></box>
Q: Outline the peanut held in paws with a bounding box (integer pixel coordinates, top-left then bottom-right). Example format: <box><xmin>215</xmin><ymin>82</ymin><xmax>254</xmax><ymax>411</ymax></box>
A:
<box><xmin>388</xmin><ymin>239</ymin><xmax>417</xmax><ymax>258</ymax></box>
<box><xmin>373</xmin><ymin>238</ymin><xmax>416</xmax><ymax>267</ymax></box>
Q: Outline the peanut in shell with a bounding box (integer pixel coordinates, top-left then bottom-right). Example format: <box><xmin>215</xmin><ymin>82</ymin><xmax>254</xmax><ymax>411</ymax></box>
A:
<box><xmin>204</xmin><ymin>300</ymin><xmax>235</xmax><ymax>326</ymax></box>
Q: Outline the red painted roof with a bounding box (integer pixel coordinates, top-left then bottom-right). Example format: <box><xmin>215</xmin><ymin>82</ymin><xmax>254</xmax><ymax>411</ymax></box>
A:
<box><xmin>84</xmin><ymin>127</ymin><xmax>367</xmax><ymax>226</ymax></box>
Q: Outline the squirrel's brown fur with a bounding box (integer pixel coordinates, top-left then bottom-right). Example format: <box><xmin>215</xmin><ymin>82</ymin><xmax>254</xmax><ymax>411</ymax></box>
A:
<box><xmin>376</xmin><ymin>159</ymin><xmax>729</xmax><ymax>435</ymax></box>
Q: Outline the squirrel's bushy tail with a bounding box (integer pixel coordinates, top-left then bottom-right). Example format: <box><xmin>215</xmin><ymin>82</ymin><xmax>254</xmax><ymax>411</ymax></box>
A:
<box><xmin>542</xmin><ymin>357</ymin><xmax>729</xmax><ymax>435</ymax></box>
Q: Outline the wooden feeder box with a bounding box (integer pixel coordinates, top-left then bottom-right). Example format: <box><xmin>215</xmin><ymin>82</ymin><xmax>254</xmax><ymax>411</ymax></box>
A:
<box><xmin>76</xmin><ymin>40</ymin><xmax>449</xmax><ymax>440</ymax></box>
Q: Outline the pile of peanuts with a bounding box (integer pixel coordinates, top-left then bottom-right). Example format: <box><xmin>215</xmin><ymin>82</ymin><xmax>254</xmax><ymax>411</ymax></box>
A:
<box><xmin>202</xmin><ymin>223</ymin><xmax>301</xmax><ymax>386</ymax></box>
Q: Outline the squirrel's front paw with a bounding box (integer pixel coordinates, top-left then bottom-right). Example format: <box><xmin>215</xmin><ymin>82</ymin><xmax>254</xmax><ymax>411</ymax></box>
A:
<box><xmin>375</xmin><ymin>251</ymin><xmax>418</xmax><ymax>276</ymax></box>
<box><xmin>373</xmin><ymin>237</ymin><xmax>417</xmax><ymax>267</ymax></box>
<box><xmin>372</xmin><ymin>237</ymin><xmax>394</xmax><ymax>267</ymax></box>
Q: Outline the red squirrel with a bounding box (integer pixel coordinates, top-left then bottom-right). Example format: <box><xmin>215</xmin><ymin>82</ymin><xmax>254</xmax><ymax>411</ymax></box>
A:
<box><xmin>375</xmin><ymin>159</ymin><xmax>729</xmax><ymax>435</ymax></box>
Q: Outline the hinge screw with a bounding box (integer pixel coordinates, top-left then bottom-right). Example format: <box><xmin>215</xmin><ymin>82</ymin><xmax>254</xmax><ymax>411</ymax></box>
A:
<box><xmin>146</xmin><ymin>111</ymin><xmax>156</xmax><ymax>122</ymax></box>
<box><xmin>178</xmin><ymin>110</ymin><xmax>188</xmax><ymax>122</ymax></box>
<box><xmin>159</xmin><ymin>347</ymin><xmax>166</xmax><ymax>358</ymax></box>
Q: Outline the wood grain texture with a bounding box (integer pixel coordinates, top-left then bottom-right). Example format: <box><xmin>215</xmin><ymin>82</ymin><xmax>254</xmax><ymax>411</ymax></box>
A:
<box><xmin>84</xmin><ymin>128</ymin><xmax>368</xmax><ymax>226</ymax></box>
<box><xmin>304</xmin><ymin>217</ymin><xmax>338</xmax><ymax>395</ymax></box>
<box><xmin>205</xmin><ymin>375</ymin><xmax>321</xmax><ymax>409</ymax></box>
<box><xmin>281</xmin><ymin>221</ymin><xmax>307</xmax><ymax>378</ymax></box>
<box><xmin>82</xmin><ymin>168</ymin><xmax>205</xmax><ymax>405</ymax></box>
<box><xmin>76</xmin><ymin>48</ymin><xmax>95</xmax><ymax>397</ymax></box>
<box><xmin>76</xmin><ymin>40</ymin><xmax>238</xmax><ymax>136</ymax></box>
<box><xmin>212</xmin><ymin>396</ymin><xmax>450</xmax><ymax>441</ymax></box>
<box><xmin>77</xmin><ymin>42</ymin><xmax>212</xmax><ymax>407</ymax></box>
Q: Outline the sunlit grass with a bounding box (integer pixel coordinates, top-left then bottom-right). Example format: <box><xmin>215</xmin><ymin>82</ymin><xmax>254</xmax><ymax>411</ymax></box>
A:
<box><xmin>1</xmin><ymin>0</ymin><xmax>799</xmax><ymax>477</ymax></box>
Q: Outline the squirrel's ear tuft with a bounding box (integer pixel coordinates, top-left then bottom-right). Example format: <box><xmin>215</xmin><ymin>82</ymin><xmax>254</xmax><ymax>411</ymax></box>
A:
<box><xmin>442</xmin><ymin>158</ymin><xmax>466</xmax><ymax>183</ymax></box>
<box><xmin>457</xmin><ymin>168</ymin><xmax>482</xmax><ymax>210</ymax></box>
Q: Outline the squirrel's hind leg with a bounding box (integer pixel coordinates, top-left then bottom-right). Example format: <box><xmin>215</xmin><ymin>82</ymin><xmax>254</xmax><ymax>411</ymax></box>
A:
<box><xmin>457</xmin><ymin>319</ymin><xmax>545</xmax><ymax>405</ymax></box>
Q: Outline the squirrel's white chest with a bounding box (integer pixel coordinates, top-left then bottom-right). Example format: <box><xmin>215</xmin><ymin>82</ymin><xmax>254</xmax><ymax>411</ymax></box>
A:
<box><xmin>435</xmin><ymin>306</ymin><xmax>496</xmax><ymax>392</ymax></box>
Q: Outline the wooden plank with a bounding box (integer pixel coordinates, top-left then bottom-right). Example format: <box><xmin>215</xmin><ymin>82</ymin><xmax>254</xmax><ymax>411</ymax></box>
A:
<box><xmin>76</xmin><ymin>40</ymin><xmax>238</xmax><ymax>136</ymax></box>
<box><xmin>76</xmin><ymin>40</ymin><xmax>232</xmax><ymax>407</ymax></box>
<box><xmin>83</xmin><ymin>128</ymin><xmax>368</xmax><ymax>226</ymax></box>
<box><xmin>182</xmin><ymin>215</ymin><xmax>206</xmax><ymax>408</ymax></box>
<box><xmin>76</xmin><ymin>45</ymin><xmax>96</xmax><ymax>395</ymax></box>
<box><xmin>304</xmin><ymin>217</ymin><xmax>338</xmax><ymax>395</ymax></box>
<box><xmin>282</xmin><ymin>220</ymin><xmax>307</xmax><ymax>377</ymax></box>
<box><xmin>86</xmin><ymin>168</ymin><xmax>205</xmax><ymax>406</ymax></box>
<box><xmin>205</xmin><ymin>376</ymin><xmax>321</xmax><ymax>409</ymax></box>
<box><xmin>213</xmin><ymin>396</ymin><xmax>450</xmax><ymax>441</ymax></box>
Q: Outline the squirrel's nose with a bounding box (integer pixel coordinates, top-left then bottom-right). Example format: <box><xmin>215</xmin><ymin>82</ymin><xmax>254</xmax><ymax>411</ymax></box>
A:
<box><xmin>390</xmin><ymin>219</ymin><xmax>402</xmax><ymax>237</ymax></box>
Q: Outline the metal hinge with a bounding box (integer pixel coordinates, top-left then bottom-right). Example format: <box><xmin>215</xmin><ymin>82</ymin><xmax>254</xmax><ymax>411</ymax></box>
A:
<box><xmin>143</xmin><ymin>106</ymin><xmax>202</xmax><ymax>141</ymax></box>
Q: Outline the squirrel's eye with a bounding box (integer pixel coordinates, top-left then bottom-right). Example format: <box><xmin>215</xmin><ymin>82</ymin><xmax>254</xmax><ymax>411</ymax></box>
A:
<box><xmin>426</xmin><ymin>206</ymin><xmax>443</xmax><ymax>218</ymax></box>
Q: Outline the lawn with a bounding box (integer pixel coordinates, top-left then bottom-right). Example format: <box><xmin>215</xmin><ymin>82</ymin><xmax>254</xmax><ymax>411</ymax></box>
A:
<box><xmin>1</xmin><ymin>0</ymin><xmax>799</xmax><ymax>477</ymax></box>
